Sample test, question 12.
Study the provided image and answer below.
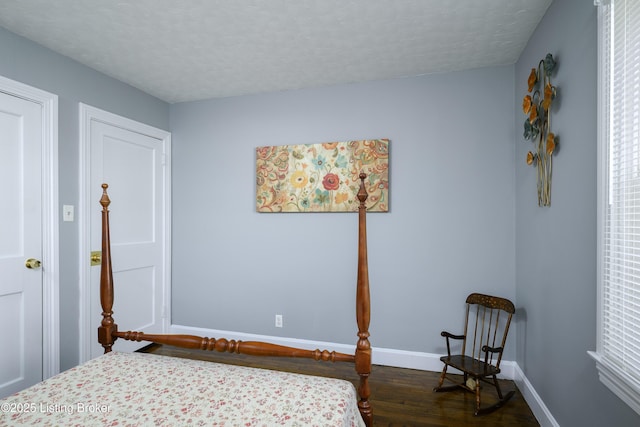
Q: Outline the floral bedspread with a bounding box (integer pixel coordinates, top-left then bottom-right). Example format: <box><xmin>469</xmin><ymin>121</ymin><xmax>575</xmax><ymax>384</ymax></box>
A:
<box><xmin>0</xmin><ymin>351</ymin><xmax>365</xmax><ymax>426</ymax></box>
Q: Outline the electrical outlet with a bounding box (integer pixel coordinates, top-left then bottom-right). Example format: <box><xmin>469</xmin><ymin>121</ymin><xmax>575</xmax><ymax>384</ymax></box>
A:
<box><xmin>275</xmin><ymin>314</ymin><xmax>283</xmax><ymax>328</ymax></box>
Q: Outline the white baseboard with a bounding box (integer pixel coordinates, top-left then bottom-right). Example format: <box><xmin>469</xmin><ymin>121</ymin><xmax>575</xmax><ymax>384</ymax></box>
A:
<box><xmin>513</xmin><ymin>364</ymin><xmax>560</xmax><ymax>427</ymax></box>
<box><xmin>170</xmin><ymin>324</ymin><xmax>557</xmax><ymax>426</ymax></box>
<box><xmin>170</xmin><ymin>323</ymin><xmax>358</xmax><ymax>354</ymax></box>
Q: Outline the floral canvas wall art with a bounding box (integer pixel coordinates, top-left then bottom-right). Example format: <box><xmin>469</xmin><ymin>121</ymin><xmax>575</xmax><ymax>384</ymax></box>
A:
<box><xmin>256</xmin><ymin>139</ymin><xmax>389</xmax><ymax>212</ymax></box>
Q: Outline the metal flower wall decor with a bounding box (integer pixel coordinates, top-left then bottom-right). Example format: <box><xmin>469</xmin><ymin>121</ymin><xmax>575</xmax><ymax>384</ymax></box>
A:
<box><xmin>522</xmin><ymin>53</ymin><xmax>557</xmax><ymax>206</ymax></box>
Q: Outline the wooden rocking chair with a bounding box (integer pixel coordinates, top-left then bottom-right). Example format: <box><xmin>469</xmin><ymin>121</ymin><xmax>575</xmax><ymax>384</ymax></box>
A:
<box><xmin>433</xmin><ymin>293</ymin><xmax>516</xmax><ymax>415</ymax></box>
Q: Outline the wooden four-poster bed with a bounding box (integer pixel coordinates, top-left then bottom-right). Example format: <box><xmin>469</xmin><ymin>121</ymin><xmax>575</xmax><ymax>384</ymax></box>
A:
<box><xmin>0</xmin><ymin>174</ymin><xmax>373</xmax><ymax>426</ymax></box>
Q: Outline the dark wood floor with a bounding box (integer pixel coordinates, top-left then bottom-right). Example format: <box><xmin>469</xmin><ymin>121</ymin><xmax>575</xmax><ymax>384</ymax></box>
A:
<box><xmin>142</xmin><ymin>344</ymin><xmax>539</xmax><ymax>427</ymax></box>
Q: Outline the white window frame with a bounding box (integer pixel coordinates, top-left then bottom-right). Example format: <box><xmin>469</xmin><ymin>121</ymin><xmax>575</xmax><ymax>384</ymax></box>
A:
<box><xmin>591</xmin><ymin>0</ymin><xmax>640</xmax><ymax>416</ymax></box>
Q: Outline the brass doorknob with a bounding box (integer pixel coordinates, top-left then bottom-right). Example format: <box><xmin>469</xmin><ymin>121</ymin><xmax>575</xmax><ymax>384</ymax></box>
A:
<box><xmin>25</xmin><ymin>258</ymin><xmax>42</xmax><ymax>269</ymax></box>
<box><xmin>90</xmin><ymin>251</ymin><xmax>102</xmax><ymax>266</ymax></box>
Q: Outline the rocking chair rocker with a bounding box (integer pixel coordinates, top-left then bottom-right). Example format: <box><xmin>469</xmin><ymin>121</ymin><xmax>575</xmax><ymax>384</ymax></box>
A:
<box><xmin>433</xmin><ymin>293</ymin><xmax>516</xmax><ymax>415</ymax></box>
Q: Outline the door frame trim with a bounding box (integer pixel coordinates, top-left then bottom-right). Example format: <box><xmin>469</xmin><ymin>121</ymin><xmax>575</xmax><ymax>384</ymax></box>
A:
<box><xmin>0</xmin><ymin>75</ymin><xmax>59</xmax><ymax>379</ymax></box>
<box><xmin>78</xmin><ymin>103</ymin><xmax>171</xmax><ymax>363</ymax></box>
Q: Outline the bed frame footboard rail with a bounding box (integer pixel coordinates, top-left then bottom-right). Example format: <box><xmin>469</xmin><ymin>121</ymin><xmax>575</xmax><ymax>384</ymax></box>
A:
<box><xmin>114</xmin><ymin>330</ymin><xmax>356</xmax><ymax>362</ymax></box>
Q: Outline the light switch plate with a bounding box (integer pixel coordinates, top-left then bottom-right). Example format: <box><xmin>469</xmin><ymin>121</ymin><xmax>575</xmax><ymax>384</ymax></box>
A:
<box><xmin>63</xmin><ymin>205</ymin><xmax>74</xmax><ymax>222</ymax></box>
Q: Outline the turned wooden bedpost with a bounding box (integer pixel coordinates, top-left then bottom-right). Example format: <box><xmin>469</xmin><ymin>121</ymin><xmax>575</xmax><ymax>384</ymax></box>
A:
<box><xmin>355</xmin><ymin>173</ymin><xmax>372</xmax><ymax>426</ymax></box>
<box><xmin>97</xmin><ymin>184</ymin><xmax>118</xmax><ymax>353</ymax></box>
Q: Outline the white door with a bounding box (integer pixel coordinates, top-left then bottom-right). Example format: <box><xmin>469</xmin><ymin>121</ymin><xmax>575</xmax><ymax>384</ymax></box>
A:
<box><xmin>80</xmin><ymin>105</ymin><xmax>171</xmax><ymax>360</ymax></box>
<box><xmin>0</xmin><ymin>92</ymin><xmax>43</xmax><ymax>397</ymax></box>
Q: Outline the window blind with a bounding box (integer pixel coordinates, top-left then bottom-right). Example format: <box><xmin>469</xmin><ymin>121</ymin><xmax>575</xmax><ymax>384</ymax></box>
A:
<box><xmin>601</xmin><ymin>0</ymin><xmax>640</xmax><ymax>397</ymax></box>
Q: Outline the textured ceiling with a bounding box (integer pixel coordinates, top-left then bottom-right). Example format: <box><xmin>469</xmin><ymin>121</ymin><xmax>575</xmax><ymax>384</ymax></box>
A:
<box><xmin>0</xmin><ymin>0</ymin><xmax>552</xmax><ymax>103</ymax></box>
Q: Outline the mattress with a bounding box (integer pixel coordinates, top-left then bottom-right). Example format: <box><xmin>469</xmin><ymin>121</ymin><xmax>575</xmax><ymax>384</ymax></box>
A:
<box><xmin>0</xmin><ymin>351</ymin><xmax>365</xmax><ymax>426</ymax></box>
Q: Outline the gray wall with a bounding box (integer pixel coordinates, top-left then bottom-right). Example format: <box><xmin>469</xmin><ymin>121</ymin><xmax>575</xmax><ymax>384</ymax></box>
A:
<box><xmin>170</xmin><ymin>66</ymin><xmax>517</xmax><ymax>356</ymax></box>
<box><xmin>515</xmin><ymin>0</ymin><xmax>640</xmax><ymax>425</ymax></box>
<box><xmin>0</xmin><ymin>26</ymin><xmax>170</xmax><ymax>370</ymax></box>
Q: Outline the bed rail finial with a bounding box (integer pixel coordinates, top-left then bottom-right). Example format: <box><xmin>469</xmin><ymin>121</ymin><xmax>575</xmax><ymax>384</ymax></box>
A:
<box><xmin>357</xmin><ymin>172</ymin><xmax>368</xmax><ymax>206</ymax></box>
<box><xmin>100</xmin><ymin>183</ymin><xmax>111</xmax><ymax>209</ymax></box>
